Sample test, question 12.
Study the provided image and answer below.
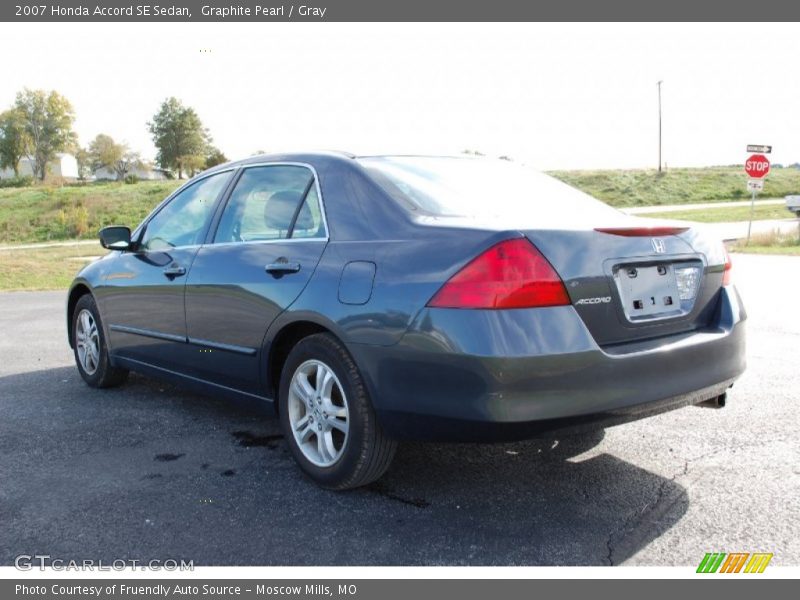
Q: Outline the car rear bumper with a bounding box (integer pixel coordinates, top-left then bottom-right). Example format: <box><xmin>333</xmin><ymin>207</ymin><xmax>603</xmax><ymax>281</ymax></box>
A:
<box><xmin>348</xmin><ymin>285</ymin><xmax>746</xmax><ymax>442</ymax></box>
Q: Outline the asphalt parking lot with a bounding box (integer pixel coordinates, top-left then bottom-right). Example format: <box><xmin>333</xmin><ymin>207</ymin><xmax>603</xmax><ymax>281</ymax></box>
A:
<box><xmin>0</xmin><ymin>253</ymin><xmax>798</xmax><ymax>566</ymax></box>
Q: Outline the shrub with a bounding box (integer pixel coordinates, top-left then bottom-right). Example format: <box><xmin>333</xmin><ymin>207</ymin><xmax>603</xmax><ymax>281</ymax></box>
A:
<box><xmin>0</xmin><ymin>175</ymin><xmax>34</xmax><ymax>188</ymax></box>
<box><xmin>124</xmin><ymin>174</ymin><xmax>139</xmax><ymax>184</ymax></box>
<box><xmin>72</xmin><ymin>205</ymin><xmax>89</xmax><ymax>237</ymax></box>
<box><xmin>43</xmin><ymin>175</ymin><xmax>67</xmax><ymax>187</ymax></box>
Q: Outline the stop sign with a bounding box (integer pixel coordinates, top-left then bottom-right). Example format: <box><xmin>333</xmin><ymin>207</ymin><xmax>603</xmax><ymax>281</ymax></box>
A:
<box><xmin>745</xmin><ymin>154</ymin><xmax>770</xmax><ymax>178</ymax></box>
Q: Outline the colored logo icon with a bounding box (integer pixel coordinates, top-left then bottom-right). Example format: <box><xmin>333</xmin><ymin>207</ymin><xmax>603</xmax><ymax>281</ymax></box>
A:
<box><xmin>697</xmin><ymin>552</ymin><xmax>773</xmax><ymax>573</ymax></box>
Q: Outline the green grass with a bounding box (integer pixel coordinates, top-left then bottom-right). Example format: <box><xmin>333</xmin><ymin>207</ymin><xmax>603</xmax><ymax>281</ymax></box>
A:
<box><xmin>730</xmin><ymin>229</ymin><xmax>800</xmax><ymax>256</ymax></box>
<box><xmin>548</xmin><ymin>167</ymin><xmax>800</xmax><ymax>208</ymax></box>
<box><xmin>0</xmin><ymin>243</ymin><xmax>104</xmax><ymax>290</ymax></box>
<box><xmin>645</xmin><ymin>204</ymin><xmax>794</xmax><ymax>223</ymax></box>
<box><xmin>0</xmin><ymin>180</ymin><xmax>181</xmax><ymax>244</ymax></box>
<box><xmin>1</xmin><ymin>166</ymin><xmax>800</xmax><ymax>245</ymax></box>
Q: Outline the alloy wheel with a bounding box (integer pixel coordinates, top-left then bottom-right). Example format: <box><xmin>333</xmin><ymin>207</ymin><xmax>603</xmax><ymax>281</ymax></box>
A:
<box><xmin>75</xmin><ymin>309</ymin><xmax>100</xmax><ymax>376</ymax></box>
<box><xmin>287</xmin><ymin>359</ymin><xmax>350</xmax><ymax>467</ymax></box>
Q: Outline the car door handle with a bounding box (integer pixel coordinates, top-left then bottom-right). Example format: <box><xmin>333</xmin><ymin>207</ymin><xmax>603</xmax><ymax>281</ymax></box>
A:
<box><xmin>163</xmin><ymin>265</ymin><xmax>187</xmax><ymax>279</ymax></box>
<box><xmin>265</xmin><ymin>261</ymin><xmax>301</xmax><ymax>275</ymax></box>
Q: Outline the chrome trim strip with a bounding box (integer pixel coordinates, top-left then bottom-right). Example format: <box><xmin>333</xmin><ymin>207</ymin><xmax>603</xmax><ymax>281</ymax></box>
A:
<box><xmin>187</xmin><ymin>337</ymin><xmax>257</xmax><ymax>356</ymax></box>
<box><xmin>109</xmin><ymin>325</ymin><xmax>258</xmax><ymax>356</ymax></box>
<box><xmin>208</xmin><ymin>238</ymin><xmax>328</xmax><ymax>249</ymax></box>
<box><xmin>109</xmin><ymin>324</ymin><xmax>186</xmax><ymax>344</ymax></box>
<box><xmin>134</xmin><ymin>162</ymin><xmax>330</xmax><ymax>251</ymax></box>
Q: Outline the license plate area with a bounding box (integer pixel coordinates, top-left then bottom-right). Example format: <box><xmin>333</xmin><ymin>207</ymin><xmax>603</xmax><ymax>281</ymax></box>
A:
<box><xmin>614</xmin><ymin>262</ymin><xmax>684</xmax><ymax>321</ymax></box>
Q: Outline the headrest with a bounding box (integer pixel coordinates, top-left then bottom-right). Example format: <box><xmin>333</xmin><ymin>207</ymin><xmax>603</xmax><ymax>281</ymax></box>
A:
<box><xmin>264</xmin><ymin>190</ymin><xmax>314</xmax><ymax>231</ymax></box>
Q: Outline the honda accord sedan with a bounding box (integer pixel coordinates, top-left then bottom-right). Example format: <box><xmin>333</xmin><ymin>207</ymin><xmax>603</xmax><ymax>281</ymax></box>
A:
<box><xmin>67</xmin><ymin>152</ymin><xmax>746</xmax><ymax>489</ymax></box>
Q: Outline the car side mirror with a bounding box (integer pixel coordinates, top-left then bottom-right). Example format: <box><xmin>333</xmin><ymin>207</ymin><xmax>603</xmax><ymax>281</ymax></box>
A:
<box><xmin>99</xmin><ymin>226</ymin><xmax>132</xmax><ymax>250</ymax></box>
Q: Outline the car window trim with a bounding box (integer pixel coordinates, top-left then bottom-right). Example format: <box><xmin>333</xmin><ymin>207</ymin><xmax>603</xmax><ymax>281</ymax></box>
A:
<box><xmin>132</xmin><ymin>168</ymin><xmax>237</xmax><ymax>251</ymax></box>
<box><xmin>205</xmin><ymin>162</ymin><xmax>330</xmax><ymax>246</ymax></box>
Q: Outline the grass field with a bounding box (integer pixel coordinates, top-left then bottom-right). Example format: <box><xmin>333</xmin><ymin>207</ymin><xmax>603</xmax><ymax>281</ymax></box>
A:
<box><xmin>0</xmin><ymin>180</ymin><xmax>181</xmax><ymax>244</ymax></box>
<box><xmin>2</xmin><ymin>231</ymin><xmax>795</xmax><ymax>291</ymax></box>
<box><xmin>0</xmin><ymin>243</ymin><xmax>103</xmax><ymax>291</ymax></box>
<box><xmin>549</xmin><ymin>167</ymin><xmax>800</xmax><ymax>208</ymax></box>
<box><xmin>645</xmin><ymin>203</ymin><xmax>793</xmax><ymax>223</ymax></box>
<box><xmin>730</xmin><ymin>229</ymin><xmax>800</xmax><ymax>256</ymax></box>
<box><xmin>2</xmin><ymin>167</ymin><xmax>800</xmax><ymax>245</ymax></box>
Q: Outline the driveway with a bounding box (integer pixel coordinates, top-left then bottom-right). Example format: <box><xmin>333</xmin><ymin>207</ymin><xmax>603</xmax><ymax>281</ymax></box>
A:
<box><xmin>0</xmin><ymin>254</ymin><xmax>797</xmax><ymax>566</ymax></box>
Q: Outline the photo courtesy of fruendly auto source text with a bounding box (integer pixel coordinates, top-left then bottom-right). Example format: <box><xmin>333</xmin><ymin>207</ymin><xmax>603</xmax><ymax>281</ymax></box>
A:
<box><xmin>0</xmin><ymin>0</ymin><xmax>798</xmax><ymax>596</ymax></box>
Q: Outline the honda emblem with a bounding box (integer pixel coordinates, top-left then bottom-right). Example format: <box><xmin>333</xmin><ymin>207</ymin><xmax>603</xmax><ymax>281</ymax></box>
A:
<box><xmin>651</xmin><ymin>238</ymin><xmax>666</xmax><ymax>253</ymax></box>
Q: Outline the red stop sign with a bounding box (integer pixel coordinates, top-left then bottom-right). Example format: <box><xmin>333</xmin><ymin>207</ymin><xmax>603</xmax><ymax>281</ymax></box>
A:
<box><xmin>745</xmin><ymin>154</ymin><xmax>770</xmax><ymax>178</ymax></box>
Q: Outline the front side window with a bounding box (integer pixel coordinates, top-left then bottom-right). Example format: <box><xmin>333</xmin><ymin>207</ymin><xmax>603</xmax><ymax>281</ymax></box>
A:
<box><xmin>214</xmin><ymin>165</ymin><xmax>325</xmax><ymax>243</ymax></box>
<box><xmin>141</xmin><ymin>171</ymin><xmax>230</xmax><ymax>251</ymax></box>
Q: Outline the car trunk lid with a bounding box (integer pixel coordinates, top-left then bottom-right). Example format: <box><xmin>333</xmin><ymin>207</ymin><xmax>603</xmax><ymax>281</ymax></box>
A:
<box><xmin>523</xmin><ymin>224</ymin><xmax>726</xmax><ymax>346</ymax></box>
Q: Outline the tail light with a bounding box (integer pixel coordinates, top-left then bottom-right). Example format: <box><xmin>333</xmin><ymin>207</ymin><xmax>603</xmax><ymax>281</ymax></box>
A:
<box><xmin>722</xmin><ymin>249</ymin><xmax>732</xmax><ymax>286</ymax></box>
<box><xmin>427</xmin><ymin>238</ymin><xmax>570</xmax><ymax>309</ymax></box>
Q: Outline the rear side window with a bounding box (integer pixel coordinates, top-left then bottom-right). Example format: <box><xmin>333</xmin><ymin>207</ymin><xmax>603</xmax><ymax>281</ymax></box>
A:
<box><xmin>214</xmin><ymin>165</ymin><xmax>325</xmax><ymax>243</ymax></box>
<box><xmin>291</xmin><ymin>186</ymin><xmax>325</xmax><ymax>239</ymax></box>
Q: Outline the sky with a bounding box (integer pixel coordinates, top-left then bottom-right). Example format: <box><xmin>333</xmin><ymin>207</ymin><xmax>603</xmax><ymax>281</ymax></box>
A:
<box><xmin>1</xmin><ymin>22</ymin><xmax>798</xmax><ymax>170</ymax></box>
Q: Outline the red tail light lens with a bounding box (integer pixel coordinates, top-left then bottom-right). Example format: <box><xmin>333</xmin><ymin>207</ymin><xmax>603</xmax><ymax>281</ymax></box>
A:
<box><xmin>722</xmin><ymin>249</ymin><xmax>732</xmax><ymax>286</ymax></box>
<box><xmin>427</xmin><ymin>238</ymin><xmax>570</xmax><ymax>309</ymax></box>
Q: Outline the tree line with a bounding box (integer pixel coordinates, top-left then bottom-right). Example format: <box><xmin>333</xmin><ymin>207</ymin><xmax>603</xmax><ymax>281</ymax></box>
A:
<box><xmin>0</xmin><ymin>89</ymin><xmax>227</xmax><ymax>182</ymax></box>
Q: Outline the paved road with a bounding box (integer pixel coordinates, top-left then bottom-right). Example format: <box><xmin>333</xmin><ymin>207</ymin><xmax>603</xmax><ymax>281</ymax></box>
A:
<box><xmin>621</xmin><ymin>200</ymin><xmax>799</xmax><ymax>241</ymax></box>
<box><xmin>623</xmin><ymin>198</ymin><xmax>787</xmax><ymax>214</ymax></box>
<box><xmin>701</xmin><ymin>218</ymin><xmax>800</xmax><ymax>242</ymax></box>
<box><xmin>0</xmin><ymin>254</ymin><xmax>798</xmax><ymax>566</ymax></box>
<box><xmin>0</xmin><ymin>239</ymin><xmax>100</xmax><ymax>252</ymax></box>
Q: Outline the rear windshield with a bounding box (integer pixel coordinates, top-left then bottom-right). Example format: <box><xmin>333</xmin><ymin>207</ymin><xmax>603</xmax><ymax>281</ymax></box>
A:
<box><xmin>358</xmin><ymin>156</ymin><xmax>617</xmax><ymax>219</ymax></box>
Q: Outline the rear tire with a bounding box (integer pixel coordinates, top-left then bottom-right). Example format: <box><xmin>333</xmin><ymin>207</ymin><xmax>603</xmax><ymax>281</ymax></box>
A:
<box><xmin>278</xmin><ymin>333</ymin><xmax>397</xmax><ymax>490</ymax></box>
<box><xmin>72</xmin><ymin>294</ymin><xmax>128</xmax><ymax>388</ymax></box>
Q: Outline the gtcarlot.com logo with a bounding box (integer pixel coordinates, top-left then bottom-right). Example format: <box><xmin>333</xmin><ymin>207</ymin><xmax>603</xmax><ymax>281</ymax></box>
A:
<box><xmin>697</xmin><ymin>552</ymin><xmax>773</xmax><ymax>573</ymax></box>
<box><xmin>14</xmin><ymin>554</ymin><xmax>194</xmax><ymax>571</ymax></box>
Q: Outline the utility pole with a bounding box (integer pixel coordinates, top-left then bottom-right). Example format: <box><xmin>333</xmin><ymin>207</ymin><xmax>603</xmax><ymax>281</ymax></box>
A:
<box><xmin>657</xmin><ymin>80</ymin><xmax>663</xmax><ymax>173</ymax></box>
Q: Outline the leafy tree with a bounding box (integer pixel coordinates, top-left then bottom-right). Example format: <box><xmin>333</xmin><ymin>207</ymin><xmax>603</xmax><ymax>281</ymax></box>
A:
<box><xmin>89</xmin><ymin>134</ymin><xmax>143</xmax><ymax>180</ymax></box>
<box><xmin>148</xmin><ymin>97</ymin><xmax>210</xmax><ymax>179</ymax></box>
<box><xmin>74</xmin><ymin>145</ymin><xmax>91</xmax><ymax>180</ymax></box>
<box><xmin>0</xmin><ymin>108</ymin><xmax>31</xmax><ymax>177</ymax></box>
<box><xmin>114</xmin><ymin>150</ymin><xmax>144</xmax><ymax>181</ymax></box>
<box><xmin>88</xmin><ymin>134</ymin><xmax>123</xmax><ymax>175</ymax></box>
<box><xmin>205</xmin><ymin>146</ymin><xmax>228</xmax><ymax>169</ymax></box>
<box><xmin>181</xmin><ymin>154</ymin><xmax>207</xmax><ymax>178</ymax></box>
<box><xmin>14</xmin><ymin>89</ymin><xmax>76</xmax><ymax>181</ymax></box>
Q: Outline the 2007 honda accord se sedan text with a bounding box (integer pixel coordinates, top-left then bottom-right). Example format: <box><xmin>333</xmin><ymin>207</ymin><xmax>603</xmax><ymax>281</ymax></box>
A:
<box><xmin>67</xmin><ymin>152</ymin><xmax>746</xmax><ymax>489</ymax></box>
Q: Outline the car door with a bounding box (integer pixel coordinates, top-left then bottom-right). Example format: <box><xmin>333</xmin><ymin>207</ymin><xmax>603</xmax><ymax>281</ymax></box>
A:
<box><xmin>101</xmin><ymin>170</ymin><xmax>233</xmax><ymax>371</ymax></box>
<box><xmin>183</xmin><ymin>164</ymin><xmax>328</xmax><ymax>394</ymax></box>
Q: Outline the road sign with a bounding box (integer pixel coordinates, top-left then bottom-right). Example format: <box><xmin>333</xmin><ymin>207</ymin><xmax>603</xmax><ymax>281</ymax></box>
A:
<box><xmin>747</xmin><ymin>179</ymin><xmax>764</xmax><ymax>192</ymax></box>
<box><xmin>747</xmin><ymin>144</ymin><xmax>772</xmax><ymax>154</ymax></box>
<box><xmin>745</xmin><ymin>154</ymin><xmax>770</xmax><ymax>178</ymax></box>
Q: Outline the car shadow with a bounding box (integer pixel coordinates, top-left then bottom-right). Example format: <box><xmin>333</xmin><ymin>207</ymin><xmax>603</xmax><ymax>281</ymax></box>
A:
<box><xmin>0</xmin><ymin>366</ymin><xmax>688</xmax><ymax>566</ymax></box>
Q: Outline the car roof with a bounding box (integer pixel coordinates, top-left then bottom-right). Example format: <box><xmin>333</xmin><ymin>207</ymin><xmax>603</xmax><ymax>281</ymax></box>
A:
<box><xmin>203</xmin><ymin>151</ymin><xmax>479</xmax><ymax>177</ymax></box>
<box><xmin>206</xmin><ymin>150</ymin><xmax>355</xmax><ymax>173</ymax></box>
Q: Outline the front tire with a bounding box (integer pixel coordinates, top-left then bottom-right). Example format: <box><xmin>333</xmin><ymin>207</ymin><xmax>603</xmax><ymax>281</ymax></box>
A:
<box><xmin>278</xmin><ymin>333</ymin><xmax>397</xmax><ymax>490</ymax></box>
<box><xmin>72</xmin><ymin>294</ymin><xmax>128</xmax><ymax>388</ymax></box>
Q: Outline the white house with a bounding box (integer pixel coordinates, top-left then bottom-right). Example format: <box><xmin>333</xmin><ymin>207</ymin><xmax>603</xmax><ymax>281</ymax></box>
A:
<box><xmin>93</xmin><ymin>165</ymin><xmax>172</xmax><ymax>181</ymax></box>
<box><xmin>0</xmin><ymin>153</ymin><xmax>79</xmax><ymax>180</ymax></box>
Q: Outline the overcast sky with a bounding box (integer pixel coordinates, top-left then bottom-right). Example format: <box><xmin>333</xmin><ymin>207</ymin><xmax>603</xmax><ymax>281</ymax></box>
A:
<box><xmin>1</xmin><ymin>22</ymin><xmax>798</xmax><ymax>170</ymax></box>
